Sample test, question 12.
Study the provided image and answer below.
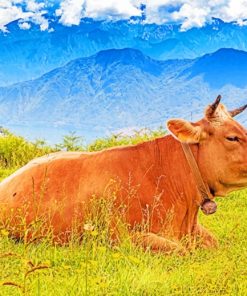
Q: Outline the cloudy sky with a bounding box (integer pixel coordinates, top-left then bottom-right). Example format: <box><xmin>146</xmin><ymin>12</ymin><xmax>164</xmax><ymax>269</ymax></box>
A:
<box><xmin>1</xmin><ymin>0</ymin><xmax>247</xmax><ymax>32</ymax></box>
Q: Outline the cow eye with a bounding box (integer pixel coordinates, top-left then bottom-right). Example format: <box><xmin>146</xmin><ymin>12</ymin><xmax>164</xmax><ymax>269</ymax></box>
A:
<box><xmin>226</xmin><ymin>136</ymin><xmax>239</xmax><ymax>142</ymax></box>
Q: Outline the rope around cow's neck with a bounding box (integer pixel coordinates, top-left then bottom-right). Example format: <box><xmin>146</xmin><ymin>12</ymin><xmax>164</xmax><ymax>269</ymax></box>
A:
<box><xmin>181</xmin><ymin>142</ymin><xmax>217</xmax><ymax>215</ymax></box>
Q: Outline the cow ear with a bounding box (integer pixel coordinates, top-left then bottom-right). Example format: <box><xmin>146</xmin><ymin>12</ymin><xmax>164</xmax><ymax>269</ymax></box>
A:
<box><xmin>167</xmin><ymin>119</ymin><xmax>205</xmax><ymax>143</ymax></box>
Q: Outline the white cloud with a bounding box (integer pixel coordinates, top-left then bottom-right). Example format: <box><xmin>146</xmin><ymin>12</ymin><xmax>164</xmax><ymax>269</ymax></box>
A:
<box><xmin>30</xmin><ymin>12</ymin><xmax>49</xmax><ymax>31</ymax></box>
<box><xmin>142</xmin><ymin>0</ymin><xmax>247</xmax><ymax>29</ymax></box>
<box><xmin>215</xmin><ymin>0</ymin><xmax>247</xmax><ymax>23</ymax></box>
<box><xmin>0</xmin><ymin>2</ymin><xmax>32</xmax><ymax>32</ymax></box>
<box><xmin>84</xmin><ymin>0</ymin><xmax>141</xmax><ymax>20</ymax></box>
<box><xmin>141</xmin><ymin>0</ymin><xmax>180</xmax><ymax>23</ymax></box>
<box><xmin>1</xmin><ymin>0</ymin><xmax>247</xmax><ymax>32</ymax></box>
<box><xmin>56</xmin><ymin>0</ymin><xmax>141</xmax><ymax>25</ymax></box>
<box><xmin>55</xmin><ymin>0</ymin><xmax>85</xmax><ymax>26</ymax></box>
<box><xmin>19</xmin><ymin>21</ymin><xmax>31</xmax><ymax>29</ymax></box>
<box><xmin>172</xmin><ymin>3</ymin><xmax>211</xmax><ymax>30</ymax></box>
<box><xmin>56</xmin><ymin>0</ymin><xmax>247</xmax><ymax>30</ymax></box>
<box><xmin>237</xmin><ymin>19</ymin><xmax>247</xmax><ymax>26</ymax></box>
<box><xmin>152</xmin><ymin>0</ymin><xmax>247</xmax><ymax>29</ymax></box>
<box><xmin>26</xmin><ymin>0</ymin><xmax>45</xmax><ymax>12</ymax></box>
<box><xmin>0</xmin><ymin>0</ymin><xmax>49</xmax><ymax>32</ymax></box>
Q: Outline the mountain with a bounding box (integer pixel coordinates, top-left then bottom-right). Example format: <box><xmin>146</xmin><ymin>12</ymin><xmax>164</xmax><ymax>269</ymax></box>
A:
<box><xmin>0</xmin><ymin>48</ymin><xmax>246</xmax><ymax>143</ymax></box>
<box><xmin>2</xmin><ymin>18</ymin><xmax>247</xmax><ymax>86</ymax></box>
<box><xmin>186</xmin><ymin>48</ymin><xmax>247</xmax><ymax>88</ymax></box>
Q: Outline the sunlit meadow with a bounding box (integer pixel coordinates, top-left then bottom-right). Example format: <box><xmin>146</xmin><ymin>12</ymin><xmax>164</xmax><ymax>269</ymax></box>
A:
<box><xmin>0</xmin><ymin>130</ymin><xmax>246</xmax><ymax>296</ymax></box>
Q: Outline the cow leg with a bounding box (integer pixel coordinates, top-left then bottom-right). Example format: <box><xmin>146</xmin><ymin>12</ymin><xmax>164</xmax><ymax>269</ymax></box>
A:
<box><xmin>133</xmin><ymin>232</ymin><xmax>186</xmax><ymax>255</ymax></box>
<box><xmin>193</xmin><ymin>224</ymin><xmax>218</xmax><ymax>249</ymax></box>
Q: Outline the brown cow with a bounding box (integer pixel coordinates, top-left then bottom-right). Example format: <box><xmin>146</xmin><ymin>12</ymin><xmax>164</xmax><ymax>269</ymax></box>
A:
<box><xmin>0</xmin><ymin>96</ymin><xmax>246</xmax><ymax>252</ymax></box>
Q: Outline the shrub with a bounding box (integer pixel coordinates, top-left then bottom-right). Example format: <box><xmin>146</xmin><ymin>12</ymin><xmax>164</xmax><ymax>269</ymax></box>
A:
<box><xmin>0</xmin><ymin>128</ymin><xmax>54</xmax><ymax>169</ymax></box>
<box><xmin>87</xmin><ymin>127</ymin><xmax>165</xmax><ymax>152</ymax></box>
<box><xmin>55</xmin><ymin>131</ymin><xmax>85</xmax><ymax>151</ymax></box>
<box><xmin>0</xmin><ymin>126</ymin><xmax>166</xmax><ymax>179</ymax></box>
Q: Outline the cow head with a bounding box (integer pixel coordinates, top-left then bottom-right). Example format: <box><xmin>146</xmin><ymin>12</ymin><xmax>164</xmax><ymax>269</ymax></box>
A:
<box><xmin>167</xmin><ymin>95</ymin><xmax>247</xmax><ymax>197</ymax></box>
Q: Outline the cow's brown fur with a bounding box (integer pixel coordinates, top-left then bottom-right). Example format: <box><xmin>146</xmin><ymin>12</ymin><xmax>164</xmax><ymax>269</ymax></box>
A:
<box><xmin>0</xmin><ymin>99</ymin><xmax>246</xmax><ymax>252</ymax></box>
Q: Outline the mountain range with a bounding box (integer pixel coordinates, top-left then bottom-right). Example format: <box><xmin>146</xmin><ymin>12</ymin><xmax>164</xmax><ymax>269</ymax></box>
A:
<box><xmin>0</xmin><ymin>47</ymin><xmax>246</xmax><ymax>144</ymax></box>
<box><xmin>1</xmin><ymin>18</ymin><xmax>247</xmax><ymax>86</ymax></box>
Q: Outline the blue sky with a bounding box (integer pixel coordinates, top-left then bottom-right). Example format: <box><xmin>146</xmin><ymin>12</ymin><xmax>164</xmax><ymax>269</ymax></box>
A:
<box><xmin>1</xmin><ymin>0</ymin><xmax>247</xmax><ymax>32</ymax></box>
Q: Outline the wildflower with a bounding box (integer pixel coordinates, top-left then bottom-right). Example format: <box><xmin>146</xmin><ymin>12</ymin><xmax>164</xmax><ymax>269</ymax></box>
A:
<box><xmin>1</xmin><ymin>229</ymin><xmax>9</xmax><ymax>236</ymax></box>
<box><xmin>83</xmin><ymin>223</ymin><xmax>94</xmax><ymax>231</ymax></box>
<box><xmin>91</xmin><ymin>230</ymin><xmax>98</xmax><ymax>236</ymax></box>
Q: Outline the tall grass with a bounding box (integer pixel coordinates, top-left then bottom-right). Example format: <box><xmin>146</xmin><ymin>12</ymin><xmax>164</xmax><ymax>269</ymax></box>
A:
<box><xmin>0</xmin><ymin>128</ymin><xmax>54</xmax><ymax>169</ymax></box>
<box><xmin>0</xmin><ymin>127</ymin><xmax>246</xmax><ymax>295</ymax></box>
<box><xmin>0</xmin><ymin>190</ymin><xmax>246</xmax><ymax>295</ymax></box>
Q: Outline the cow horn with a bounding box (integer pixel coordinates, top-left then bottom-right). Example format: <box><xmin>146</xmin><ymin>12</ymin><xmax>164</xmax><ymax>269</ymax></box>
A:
<box><xmin>229</xmin><ymin>104</ymin><xmax>247</xmax><ymax>117</ymax></box>
<box><xmin>210</xmin><ymin>95</ymin><xmax>221</xmax><ymax>114</ymax></box>
<box><xmin>205</xmin><ymin>95</ymin><xmax>222</xmax><ymax>119</ymax></box>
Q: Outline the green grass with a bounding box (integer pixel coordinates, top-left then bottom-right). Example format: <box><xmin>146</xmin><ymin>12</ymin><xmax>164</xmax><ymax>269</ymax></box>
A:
<box><xmin>0</xmin><ymin>129</ymin><xmax>246</xmax><ymax>295</ymax></box>
<box><xmin>0</xmin><ymin>191</ymin><xmax>246</xmax><ymax>295</ymax></box>
<box><xmin>0</xmin><ymin>128</ymin><xmax>54</xmax><ymax>169</ymax></box>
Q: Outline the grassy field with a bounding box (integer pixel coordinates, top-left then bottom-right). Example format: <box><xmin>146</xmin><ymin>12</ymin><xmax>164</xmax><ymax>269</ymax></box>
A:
<box><xmin>0</xmin><ymin>130</ymin><xmax>246</xmax><ymax>295</ymax></box>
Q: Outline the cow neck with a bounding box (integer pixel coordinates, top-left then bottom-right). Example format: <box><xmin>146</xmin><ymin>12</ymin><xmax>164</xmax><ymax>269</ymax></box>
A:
<box><xmin>181</xmin><ymin>142</ymin><xmax>212</xmax><ymax>205</ymax></box>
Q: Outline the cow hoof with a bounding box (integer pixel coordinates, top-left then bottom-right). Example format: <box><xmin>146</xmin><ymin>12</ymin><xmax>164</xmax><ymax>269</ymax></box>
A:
<box><xmin>201</xmin><ymin>200</ymin><xmax>217</xmax><ymax>215</ymax></box>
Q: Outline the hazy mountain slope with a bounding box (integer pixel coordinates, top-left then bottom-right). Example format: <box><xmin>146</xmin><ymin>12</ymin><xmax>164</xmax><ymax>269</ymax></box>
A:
<box><xmin>186</xmin><ymin>48</ymin><xmax>247</xmax><ymax>88</ymax></box>
<box><xmin>0</xmin><ymin>48</ymin><xmax>246</xmax><ymax>143</ymax></box>
<box><xmin>1</xmin><ymin>18</ymin><xmax>247</xmax><ymax>86</ymax></box>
